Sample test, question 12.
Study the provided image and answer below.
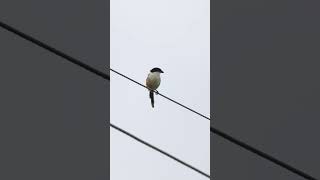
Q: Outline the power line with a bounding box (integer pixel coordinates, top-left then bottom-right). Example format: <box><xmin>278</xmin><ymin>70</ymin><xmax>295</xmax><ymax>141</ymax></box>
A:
<box><xmin>0</xmin><ymin>20</ymin><xmax>208</xmax><ymax>179</ymax></box>
<box><xmin>1</xmin><ymin>19</ymin><xmax>317</xmax><ymax>180</ymax></box>
<box><xmin>0</xmin><ymin>21</ymin><xmax>110</xmax><ymax>81</ymax></box>
<box><xmin>110</xmin><ymin>68</ymin><xmax>210</xmax><ymax>120</ymax></box>
<box><xmin>211</xmin><ymin>127</ymin><xmax>318</xmax><ymax>180</ymax></box>
<box><xmin>111</xmin><ymin>123</ymin><xmax>210</xmax><ymax>178</ymax></box>
<box><xmin>110</xmin><ymin>69</ymin><xmax>318</xmax><ymax>180</ymax></box>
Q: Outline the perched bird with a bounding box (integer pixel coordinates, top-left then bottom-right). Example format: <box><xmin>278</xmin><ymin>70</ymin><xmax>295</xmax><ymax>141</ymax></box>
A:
<box><xmin>146</xmin><ymin>67</ymin><xmax>164</xmax><ymax>108</ymax></box>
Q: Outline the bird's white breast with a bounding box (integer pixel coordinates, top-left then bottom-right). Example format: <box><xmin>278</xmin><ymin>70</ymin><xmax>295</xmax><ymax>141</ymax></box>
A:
<box><xmin>146</xmin><ymin>72</ymin><xmax>161</xmax><ymax>90</ymax></box>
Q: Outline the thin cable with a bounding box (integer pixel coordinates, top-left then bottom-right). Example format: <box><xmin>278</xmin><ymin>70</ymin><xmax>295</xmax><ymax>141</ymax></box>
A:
<box><xmin>1</xmin><ymin>19</ymin><xmax>317</xmax><ymax>180</ymax></box>
<box><xmin>0</xmin><ymin>19</ymin><xmax>206</xmax><ymax>120</ymax></box>
<box><xmin>211</xmin><ymin>127</ymin><xmax>318</xmax><ymax>180</ymax></box>
<box><xmin>110</xmin><ymin>68</ymin><xmax>210</xmax><ymax>120</ymax></box>
<box><xmin>0</xmin><ymin>20</ymin><xmax>110</xmax><ymax>80</ymax></box>
<box><xmin>0</xmin><ymin>20</ymin><xmax>208</xmax><ymax>178</ymax></box>
<box><xmin>110</xmin><ymin>70</ymin><xmax>318</xmax><ymax>180</ymax></box>
<box><xmin>111</xmin><ymin>123</ymin><xmax>210</xmax><ymax>178</ymax></box>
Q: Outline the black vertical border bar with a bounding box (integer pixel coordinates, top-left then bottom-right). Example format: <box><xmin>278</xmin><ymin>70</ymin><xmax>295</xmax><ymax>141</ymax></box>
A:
<box><xmin>210</xmin><ymin>0</ymin><xmax>214</xmax><ymax>179</ymax></box>
<box><xmin>107</xmin><ymin>0</ymin><xmax>111</xmax><ymax>179</ymax></box>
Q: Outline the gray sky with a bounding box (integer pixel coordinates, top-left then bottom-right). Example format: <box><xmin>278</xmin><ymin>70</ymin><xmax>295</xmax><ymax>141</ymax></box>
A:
<box><xmin>1</xmin><ymin>0</ymin><xmax>319</xmax><ymax>179</ymax></box>
<box><xmin>0</xmin><ymin>0</ymin><xmax>108</xmax><ymax>179</ymax></box>
<box><xmin>213</xmin><ymin>0</ymin><xmax>320</xmax><ymax>179</ymax></box>
<box><xmin>110</xmin><ymin>0</ymin><xmax>210</xmax><ymax>179</ymax></box>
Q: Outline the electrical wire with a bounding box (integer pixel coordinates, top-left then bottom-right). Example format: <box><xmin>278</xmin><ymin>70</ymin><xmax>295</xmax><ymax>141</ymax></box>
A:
<box><xmin>111</xmin><ymin>122</ymin><xmax>210</xmax><ymax>178</ymax></box>
<box><xmin>0</xmin><ymin>20</ymin><xmax>209</xmax><ymax>179</ymax></box>
<box><xmin>110</xmin><ymin>69</ymin><xmax>318</xmax><ymax>180</ymax></box>
<box><xmin>110</xmin><ymin>68</ymin><xmax>210</xmax><ymax>120</ymax></box>
<box><xmin>211</xmin><ymin>127</ymin><xmax>318</xmax><ymax>180</ymax></box>
<box><xmin>0</xmin><ymin>21</ymin><xmax>110</xmax><ymax>80</ymax></box>
<box><xmin>0</xmin><ymin>19</ymin><xmax>318</xmax><ymax>180</ymax></box>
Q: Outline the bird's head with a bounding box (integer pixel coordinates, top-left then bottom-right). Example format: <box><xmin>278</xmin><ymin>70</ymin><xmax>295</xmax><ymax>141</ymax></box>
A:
<box><xmin>150</xmin><ymin>67</ymin><xmax>164</xmax><ymax>73</ymax></box>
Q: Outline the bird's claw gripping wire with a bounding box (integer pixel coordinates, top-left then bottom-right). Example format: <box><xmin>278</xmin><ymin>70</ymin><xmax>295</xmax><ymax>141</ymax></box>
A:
<box><xmin>154</xmin><ymin>90</ymin><xmax>159</xmax><ymax>95</ymax></box>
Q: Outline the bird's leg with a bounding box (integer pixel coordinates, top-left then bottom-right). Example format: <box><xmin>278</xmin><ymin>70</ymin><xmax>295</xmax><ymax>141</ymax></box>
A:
<box><xmin>154</xmin><ymin>90</ymin><xmax>159</xmax><ymax>95</ymax></box>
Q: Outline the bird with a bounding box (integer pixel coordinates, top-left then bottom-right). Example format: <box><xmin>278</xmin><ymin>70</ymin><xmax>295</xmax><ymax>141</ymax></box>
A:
<box><xmin>146</xmin><ymin>67</ymin><xmax>164</xmax><ymax>108</ymax></box>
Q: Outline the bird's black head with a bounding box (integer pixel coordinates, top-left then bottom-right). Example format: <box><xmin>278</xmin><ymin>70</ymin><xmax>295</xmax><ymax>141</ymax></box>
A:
<box><xmin>150</xmin><ymin>67</ymin><xmax>164</xmax><ymax>73</ymax></box>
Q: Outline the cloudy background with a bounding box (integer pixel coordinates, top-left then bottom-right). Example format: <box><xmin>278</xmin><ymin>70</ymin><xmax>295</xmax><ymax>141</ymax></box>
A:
<box><xmin>2</xmin><ymin>0</ymin><xmax>318</xmax><ymax>179</ymax></box>
<box><xmin>213</xmin><ymin>0</ymin><xmax>320</xmax><ymax>179</ymax></box>
<box><xmin>0</xmin><ymin>0</ymin><xmax>108</xmax><ymax>179</ymax></box>
<box><xmin>110</xmin><ymin>0</ymin><xmax>210</xmax><ymax>179</ymax></box>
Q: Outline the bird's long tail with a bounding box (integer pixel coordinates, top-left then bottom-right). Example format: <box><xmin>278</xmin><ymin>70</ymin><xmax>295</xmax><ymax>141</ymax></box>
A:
<box><xmin>149</xmin><ymin>91</ymin><xmax>154</xmax><ymax>108</ymax></box>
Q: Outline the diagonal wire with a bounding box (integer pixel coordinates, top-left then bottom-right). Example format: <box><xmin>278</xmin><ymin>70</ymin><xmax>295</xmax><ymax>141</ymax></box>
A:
<box><xmin>211</xmin><ymin>127</ymin><xmax>318</xmax><ymax>180</ymax></box>
<box><xmin>110</xmin><ymin>68</ymin><xmax>318</xmax><ymax>180</ymax></box>
<box><xmin>110</xmin><ymin>68</ymin><xmax>210</xmax><ymax>120</ymax></box>
<box><xmin>0</xmin><ymin>20</ymin><xmax>209</xmax><ymax>179</ymax></box>
<box><xmin>0</xmin><ymin>21</ymin><xmax>110</xmax><ymax>80</ymax></box>
<box><xmin>111</xmin><ymin>122</ymin><xmax>210</xmax><ymax>178</ymax></box>
<box><xmin>0</xmin><ymin>19</ymin><xmax>318</xmax><ymax>180</ymax></box>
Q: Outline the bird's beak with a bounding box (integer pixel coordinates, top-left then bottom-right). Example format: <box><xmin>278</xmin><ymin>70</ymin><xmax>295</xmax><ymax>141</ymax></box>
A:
<box><xmin>160</xmin><ymin>70</ymin><xmax>164</xmax><ymax>73</ymax></box>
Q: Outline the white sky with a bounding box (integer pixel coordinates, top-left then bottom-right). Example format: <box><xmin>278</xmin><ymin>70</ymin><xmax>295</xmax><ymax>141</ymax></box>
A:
<box><xmin>110</xmin><ymin>0</ymin><xmax>210</xmax><ymax>179</ymax></box>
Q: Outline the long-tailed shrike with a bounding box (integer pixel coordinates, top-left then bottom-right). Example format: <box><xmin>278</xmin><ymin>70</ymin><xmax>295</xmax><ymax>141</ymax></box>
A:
<box><xmin>146</xmin><ymin>67</ymin><xmax>164</xmax><ymax>108</ymax></box>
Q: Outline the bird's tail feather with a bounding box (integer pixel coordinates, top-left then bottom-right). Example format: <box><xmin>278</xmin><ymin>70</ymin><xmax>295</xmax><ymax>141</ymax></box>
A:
<box><xmin>149</xmin><ymin>91</ymin><xmax>154</xmax><ymax>108</ymax></box>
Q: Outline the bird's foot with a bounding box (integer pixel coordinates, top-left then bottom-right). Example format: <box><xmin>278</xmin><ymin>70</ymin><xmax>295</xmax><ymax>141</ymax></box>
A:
<box><xmin>154</xmin><ymin>90</ymin><xmax>159</xmax><ymax>95</ymax></box>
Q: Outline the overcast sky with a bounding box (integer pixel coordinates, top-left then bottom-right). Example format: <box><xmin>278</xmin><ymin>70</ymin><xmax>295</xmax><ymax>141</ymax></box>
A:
<box><xmin>213</xmin><ymin>0</ymin><xmax>320</xmax><ymax>179</ymax></box>
<box><xmin>110</xmin><ymin>0</ymin><xmax>210</xmax><ymax>179</ymax></box>
<box><xmin>1</xmin><ymin>0</ymin><xmax>319</xmax><ymax>179</ymax></box>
